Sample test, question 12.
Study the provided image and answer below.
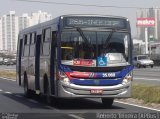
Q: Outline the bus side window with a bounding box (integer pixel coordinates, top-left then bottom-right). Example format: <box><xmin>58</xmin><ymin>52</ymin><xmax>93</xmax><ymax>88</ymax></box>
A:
<box><xmin>52</xmin><ymin>31</ymin><xmax>57</xmax><ymax>46</ymax></box>
<box><xmin>42</xmin><ymin>28</ymin><xmax>51</xmax><ymax>56</ymax></box>
<box><xmin>23</xmin><ymin>34</ymin><xmax>30</xmax><ymax>57</ymax></box>
<box><xmin>30</xmin><ymin>32</ymin><xmax>36</xmax><ymax>57</ymax></box>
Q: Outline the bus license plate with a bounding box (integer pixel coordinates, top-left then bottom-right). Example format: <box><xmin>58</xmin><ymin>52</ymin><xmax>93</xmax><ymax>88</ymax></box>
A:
<box><xmin>90</xmin><ymin>89</ymin><xmax>103</xmax><ymax>94</ymax></box>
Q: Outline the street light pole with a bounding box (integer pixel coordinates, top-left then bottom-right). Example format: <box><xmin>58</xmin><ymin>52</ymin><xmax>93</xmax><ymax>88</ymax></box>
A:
<box><xmin>145</xmin><ymin>27</ymin><xmax>149</xmax><ymax>54</ymax></box>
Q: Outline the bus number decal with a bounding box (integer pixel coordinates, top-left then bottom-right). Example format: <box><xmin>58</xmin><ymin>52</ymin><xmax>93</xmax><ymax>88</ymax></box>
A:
<box><xmin>102</xmin><ymin>73</ymin><xmax>115</xmax><ymax>78</ymax></box>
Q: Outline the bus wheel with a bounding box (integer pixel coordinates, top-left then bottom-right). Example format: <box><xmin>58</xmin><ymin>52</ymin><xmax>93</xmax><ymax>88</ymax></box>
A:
<box><xmin>24</xmin><ymin>74</ymin><xmax>32</xmax><ymax>98</ymax></box>
<box><xmin>101</xmin><ymin>98</ymin><xmax>114</xmax><ymax>108</ymax></box>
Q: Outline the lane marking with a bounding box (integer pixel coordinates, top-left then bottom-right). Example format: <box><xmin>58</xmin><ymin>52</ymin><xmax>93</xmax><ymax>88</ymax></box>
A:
<box><xmin>134</xmin><ymin>77</ymin><xmax>160</xmax><ymax>81</ymax></box>
<box><xmin>115</xmin><ymin>100</ymin><xmax>160</xmax><ymax>112</ymax></box>
<box><xmin>134</xmin><ymin>68</ymin><xmax>160</xmax><ymax>72</ymax></box>
<box><xmin>0</xmin><ymin>77</ymin><xmax>16</xmax><ymax>82</ymax></box>
<box><xmin>69</xmin><ymin>114</ymin><xmax>85</xmax><ymax>119</ymax></box>
<box><xmin>5</xmin><ymin>91</ymin><xmax>12</xmax><ymax>94</ymax></box>
<box><xmin>0</xmin><ymin>89</ymin><xmax>3</xmax><ymax>92</ymax></box>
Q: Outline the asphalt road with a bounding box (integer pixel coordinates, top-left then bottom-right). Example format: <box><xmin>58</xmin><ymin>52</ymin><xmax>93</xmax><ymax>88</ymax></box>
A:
<box><xmin>0</xmin><ymin>76</ymin><xmax>159</xmax><ymax>119</ymax></box>
<box><xmin>133</xmin><ymin>67</ymin><xmax>160</xmax><ymax>86</ymax></box>
<box><xmin>0</xmin><ymin>65</ymin><xmax>159</xmax><ymax>118</ymax></box>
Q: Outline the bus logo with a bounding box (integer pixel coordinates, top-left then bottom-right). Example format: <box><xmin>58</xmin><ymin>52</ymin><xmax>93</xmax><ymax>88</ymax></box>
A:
<box><xmin>89</xmin><ymin>73</ymin><xmax>95</xmax><ymax>78</ymax></box>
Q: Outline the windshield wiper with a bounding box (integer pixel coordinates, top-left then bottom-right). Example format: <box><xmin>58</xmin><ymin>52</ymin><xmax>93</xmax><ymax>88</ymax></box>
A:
<box><xmin>76</xmin><ymin>27</ymin><xmax>92</xmax><ymax>48</ymax></box>
<box><xmin>103</xmin><ymin>29</ymin><xmax>116</xmax><ymax>49</ymax></box>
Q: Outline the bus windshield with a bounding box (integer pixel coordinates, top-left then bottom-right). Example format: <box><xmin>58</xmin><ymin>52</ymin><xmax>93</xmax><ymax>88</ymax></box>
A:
<box><xmin>61</xmin><ymin>30</ymin><xmax>131</xmax><ymax>67</ymax></box>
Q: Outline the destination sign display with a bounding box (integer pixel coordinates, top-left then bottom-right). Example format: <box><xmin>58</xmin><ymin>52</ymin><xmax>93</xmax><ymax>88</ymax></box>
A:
<box><xmin>63</xmin><ymin>16</ymin><xmax>127</xmax><ymax>28</ymax></box>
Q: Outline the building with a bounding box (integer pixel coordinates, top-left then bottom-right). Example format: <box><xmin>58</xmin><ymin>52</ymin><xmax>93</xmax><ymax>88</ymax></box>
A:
<box><xmin>19</xmin><ymin>11</ymin><xmax>52</xmax><ymax>31</ymax></box>
<box><xmin>136</xmin><ymin>8</ymin><xmax>160</xmax><ymax>42</ymax></box>
<box><xmin>19</xmin><ymin>13</ymin><xmax>30</xmax><ymax>32</ymax></box>
<box><xmin>0</xmin><ymin>10</ymin><xmax>52</xmax><ymax>53</ymax></box>
<box><xmin>1</xmin><ymin>11</ymin><xmax>19</xmax><ymax>52</ymax></box>
<box><xmin>30</xmin><ymin>10</ymin><xmax>52</xmax><ymax>26</ymax></box>
<box><xmin>0</xmin><ymin>18</ymin><xmax>2</xmax><ymax>51</ymax></box>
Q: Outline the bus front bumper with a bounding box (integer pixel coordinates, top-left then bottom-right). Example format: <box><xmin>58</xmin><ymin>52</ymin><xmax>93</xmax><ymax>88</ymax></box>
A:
<box><xmin>57</xmin><ymin>81</ymin><xmax>131</xmax><ymax>98</ymax></box>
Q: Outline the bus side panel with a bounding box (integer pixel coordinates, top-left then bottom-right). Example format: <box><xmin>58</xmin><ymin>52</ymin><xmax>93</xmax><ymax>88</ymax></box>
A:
<box><xmin>39</xmin><ymin>55</ymin><xmax>50</xmax><ymax>93</ymax></box>
<box><xmin>21</xmin><ymin>53</ymin><xmax>28</xmax><ymax>87</ymax></box>
<box><xmin>27</xmin><ymin>54</ymin><xmax>35</xmax><ymax>90</ymax></box>
<box><xmin>39</xmin><ymin>28</ymin><xmax>52</xmax><ymax>94</ymax></box>
<box><xmin>39</xmin><ymin>43</ymin><xmax>51</xmax><ymax>93</ymax></box>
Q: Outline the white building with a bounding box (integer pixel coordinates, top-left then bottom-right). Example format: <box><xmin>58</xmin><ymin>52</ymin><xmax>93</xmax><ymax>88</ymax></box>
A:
<box><xmin>0</xmin><ymin>10</ymin><xmax>52</xmax><ymax>53</ymax></box>
<box><xmin>19</xmin><ymin>13</ymin><xmax>30</xmax><ymax>32</ymax></box>
<box><xmin>1</xmin><ymin>11</ymin><xmax>19</xmax><ymax>52</ymax></box>
<box><xmin>0</xmin><ymin>18</ymin><xmax>2</xmax><ymax>51</ymax></box>
<box><xmin>133</xmin><ymin>39</ymin><xmax>146</xmax><ymax>55</ymax></box>
<box><xmin>19</xmin><ymin>11</ymin><xmax>52</xmax><ymax>31</ymax></box>
<box><xmin>30</xmin><ymin>10</ymin><xmax>52</xmax><ymax>26</ymax></box>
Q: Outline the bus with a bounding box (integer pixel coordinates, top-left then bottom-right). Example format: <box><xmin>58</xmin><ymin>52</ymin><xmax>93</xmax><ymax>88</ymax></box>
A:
<box><xmin>16</xmin><ymin>15</ymin><xmax>134</xmax><ymax>107</ymax></box>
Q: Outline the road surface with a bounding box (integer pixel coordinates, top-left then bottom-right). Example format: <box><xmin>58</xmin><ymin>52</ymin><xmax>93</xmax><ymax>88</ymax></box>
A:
<box><xmin>133</xmin><ymin>67</ymin><xmax>160</xmax><ymax>86</ymax></box>
<box><xmin>0</xmin><ymin>76</ymin><xmax>159</xmax><ymax>119</ymax></box>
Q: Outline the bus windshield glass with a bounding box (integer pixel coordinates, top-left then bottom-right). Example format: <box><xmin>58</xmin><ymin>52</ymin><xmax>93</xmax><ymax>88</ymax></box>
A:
<box><xmin>61</xmin><ymin>30</ymin><xmax>130</xmax><ymax>67</ymax></box>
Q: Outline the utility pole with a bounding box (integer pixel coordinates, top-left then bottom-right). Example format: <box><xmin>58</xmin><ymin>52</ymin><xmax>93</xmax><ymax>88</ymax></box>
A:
<box><xmin>145</xmin><ymin>28</ymin><xmax>149</xmax><ymax>54</ymax></box>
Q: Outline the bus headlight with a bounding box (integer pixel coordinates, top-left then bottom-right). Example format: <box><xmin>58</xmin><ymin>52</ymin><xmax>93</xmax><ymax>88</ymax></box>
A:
<box><xmin>59</xmin><ymin>71</ymin><xmax>70</xmax><ymax>85</ymax></box>
<box><xmin>122</xmin><ymin>72</ymin><xmax>132</xmax><ymax>85</ymax></box>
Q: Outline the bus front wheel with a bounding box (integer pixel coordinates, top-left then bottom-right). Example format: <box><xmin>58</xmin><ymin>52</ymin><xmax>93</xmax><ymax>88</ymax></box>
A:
<box><xmin>101</xmin><ymin>98</ymin><xmax>114</xmax><ymax>108</ymax></box>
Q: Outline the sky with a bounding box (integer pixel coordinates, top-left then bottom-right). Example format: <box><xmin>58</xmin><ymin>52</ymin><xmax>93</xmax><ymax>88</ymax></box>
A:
<box><xmin>0</xmin><ymin>0</ymin><xmax>160</xmax><ymax>36</ymax></box>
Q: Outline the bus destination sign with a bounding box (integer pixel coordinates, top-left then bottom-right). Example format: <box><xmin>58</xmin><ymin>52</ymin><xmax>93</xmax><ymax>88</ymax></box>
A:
<box><xmin>63</xmin><ymin>16</ymin><xmax>127</xmax><ymax>28</ymax></box>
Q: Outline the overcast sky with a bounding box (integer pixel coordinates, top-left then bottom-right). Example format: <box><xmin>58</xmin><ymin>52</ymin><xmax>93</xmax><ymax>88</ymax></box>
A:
<box><xmin>1</xmin><ymin>0</ymin><xmax>160</xmax><ymax>36</ymax></box>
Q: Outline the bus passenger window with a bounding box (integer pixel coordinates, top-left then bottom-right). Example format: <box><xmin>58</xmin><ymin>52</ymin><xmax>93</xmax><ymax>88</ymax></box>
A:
<box><xmin>42</xmin><ymin>28</ymin><xmax>51</xmax><ymax>56</ymax></box>
<box><xmin>27</xmin><ymin>34</ymin><xmax>30</xmax><ymax>44</ymax></box>
<box><xmin>44</xmin><ymin>28</ymin><xmax>51</xmax><ymax>42</ymax></box>
<box><xmin>52</xmin><ymin>31</ymin><xmax>57</xmax><ymax>46</ymax></box>
<box><xmin>23</xmin><ymin>34</ymin><xmax>30</xmax><ymax>57</ymax></box>
<box><xmin>30</xmin><ymin>33</ymin><xmax>36</xmax><ymax>57</ymax></box>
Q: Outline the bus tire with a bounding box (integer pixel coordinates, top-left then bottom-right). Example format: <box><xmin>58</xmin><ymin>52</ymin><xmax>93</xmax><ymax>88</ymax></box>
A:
<box><xmin>44</xmin><ymin>76</ymin><xmax>52</xmax><ymax>104</ymax></box>
<box><xmin>101</xmin><ymin>98</ymin><xmax>114</xmax><ymax>108</ymax></box>
<box><xmin>24</xmin><ymin>73</ymin><xmax>32</xmax><ymax>98</ymax></box>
